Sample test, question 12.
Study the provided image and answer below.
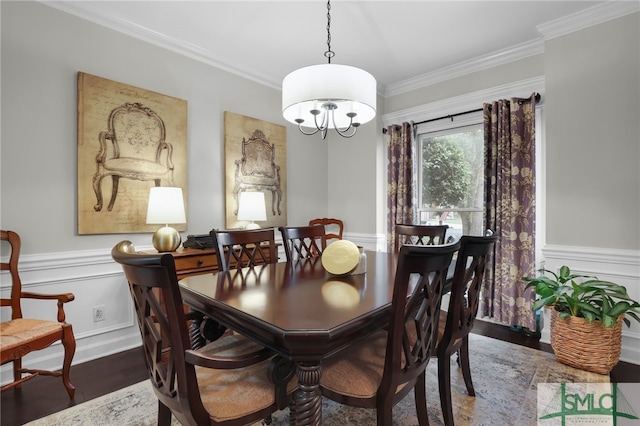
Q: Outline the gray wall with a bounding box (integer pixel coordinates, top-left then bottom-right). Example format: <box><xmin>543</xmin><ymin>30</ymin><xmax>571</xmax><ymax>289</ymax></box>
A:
<box><xmin>545</xmin><ymin>13</ymin><xmax>639</xmax><ymax>250</ymax></box>
<box><xmin>1</xmin><ymin>1</ymin><xmax>329</xmax><ymax>256</ymax></box>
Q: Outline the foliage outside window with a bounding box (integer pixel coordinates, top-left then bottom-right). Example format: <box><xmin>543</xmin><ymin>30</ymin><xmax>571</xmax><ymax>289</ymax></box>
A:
<box><xmin>418</xmin><ymin>124</ymin><xmax>484</xmax><ymax>238</ymax></box>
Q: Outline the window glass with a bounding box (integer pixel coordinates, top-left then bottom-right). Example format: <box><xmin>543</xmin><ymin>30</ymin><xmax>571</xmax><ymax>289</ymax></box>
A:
<box><xmin>417</xmin><ymin>124</ymin><xmax>484</xmax><ymax>240</ymax></box>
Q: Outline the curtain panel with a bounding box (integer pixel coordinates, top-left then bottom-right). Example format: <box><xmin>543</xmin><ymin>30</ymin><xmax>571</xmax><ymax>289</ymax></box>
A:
<box><xmin>386</xmin><ymin>122</ymin><xmax>414</xmax><ymax>252</ymax></box>
<box><xmin>482</xmin><ymin>94</ymin><xmax>537</xmax><ymax>330</ymax></box>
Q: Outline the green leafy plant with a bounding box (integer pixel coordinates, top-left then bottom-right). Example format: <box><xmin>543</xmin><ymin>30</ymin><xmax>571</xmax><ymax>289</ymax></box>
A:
<box><xmin>523</xmin><ymin>266</ymin><xmax>640</xmax><ymax>328</ymax></box>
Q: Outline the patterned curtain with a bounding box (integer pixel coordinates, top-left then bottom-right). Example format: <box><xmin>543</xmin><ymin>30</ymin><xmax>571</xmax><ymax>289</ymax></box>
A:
<box><xmin>386</xmin><ymin>122</ymin><xmax>414</xmax><ymax>252</ymax></box>
<box><xmin>482</xmin><ymin>93</ymin><xmax>537</xmax><ymax>330</ymax></box>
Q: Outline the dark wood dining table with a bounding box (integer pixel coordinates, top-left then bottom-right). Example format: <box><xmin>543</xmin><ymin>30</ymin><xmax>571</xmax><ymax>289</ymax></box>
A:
<box><xmin>179</xmin><ymin>250</ymin><xmax>403</xmax><ymax>426</ymax></box>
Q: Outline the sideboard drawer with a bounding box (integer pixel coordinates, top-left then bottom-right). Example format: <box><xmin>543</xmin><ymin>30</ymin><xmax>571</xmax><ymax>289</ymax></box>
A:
<box><xmin>169</xmin><ymin>247</ymin><xmax>218</xmax><ymax>279</ymax></box>
<box><xmin>173</xmin><ymin>252</ymin><xmax>216</xmax><ymax>271</ymax></box>
<box><xmin>148</xmin><ymin>244</ymin><xmax>279</xmax><ymax>279</ymax></box>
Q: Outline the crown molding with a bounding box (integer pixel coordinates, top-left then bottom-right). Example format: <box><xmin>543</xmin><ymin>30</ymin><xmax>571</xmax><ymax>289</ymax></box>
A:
<box><xmin>384</xmin><ymin>39</ymin><xmax>544</xmax><ymax>98</ymax></box>
<box><xmin>385</xmin><ymin>1</ymin><xmax>638</xmax><ymax>98</ymax></box>
<box><xmin>537</xmin><ymin>1</ymin><xmax>640</xmax><ymax>40</ymax></box>
<box><xmin>39</xmin><ymin>1</ymin><xmax>283</xmax><ymax>90</ymax></box>
<box><xmin>40</xmin><ymin>1</ymin><xmax>638</xmax><ymax>97</ymax></box>
<box><xmin>381</xmin><ymin>76</ymin><xmax>544</xmax><ymax>128</ymax></box>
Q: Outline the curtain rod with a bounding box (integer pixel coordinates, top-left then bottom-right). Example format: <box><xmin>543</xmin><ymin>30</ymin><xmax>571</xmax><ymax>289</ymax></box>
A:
<box><xmin>382</xmin><ymin>92</ymin><xmax>540</xmax><ymax>134</ymax></box>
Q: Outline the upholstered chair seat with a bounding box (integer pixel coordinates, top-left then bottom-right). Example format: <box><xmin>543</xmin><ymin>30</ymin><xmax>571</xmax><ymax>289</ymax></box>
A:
<box><xmin>194</xmin><ymin>335</ymin><xmax>298</xmax><ymax>423</ymax></box>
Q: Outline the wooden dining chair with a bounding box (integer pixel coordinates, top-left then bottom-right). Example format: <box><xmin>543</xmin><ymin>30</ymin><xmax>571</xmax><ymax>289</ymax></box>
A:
<box><xmin>436</xmin><ymin>234</ymin><xmax>498</xmax><ymax>426</ymax></box>
<box><xmin>308</xmin><ymin>217</ymin><xmax>344</xmax><ymax>242</ymax></box>
<box><xmin>210</xmin><ymin>228</ymin><xmax>278</xmax><ymax>271</ymax></box>
<box><xmin>394</xmin><ymin>223</ymin><xmax>449</xmax><ymax>253</ymax></box>
<box><xmin>111</xmin><ymin>240</ymin><xmax>296</xmax><ymax>426</ymax></box>
<box><xmin>319</xmin><ymin>241</ymin><xmax>460</xmax><ymax>426</ymax></box>
<box><xmin>187</xmin><ymin>228</ymin><xmax>279</xmax><ymax>347</ymax></box>
<box><xmin>279</xmin><ymin>224</ymin><xmax>327</xmax><ymax>261</ymax></box>
<box><xmin>0</xmin><ymin>230</ymin><xmax>76</xmax><ymax>398</ymax></box>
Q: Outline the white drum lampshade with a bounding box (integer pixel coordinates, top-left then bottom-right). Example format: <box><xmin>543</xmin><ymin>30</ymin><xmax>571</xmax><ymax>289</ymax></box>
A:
<box><xmin>282</xmin><ymin>63</ymin><xmax>377</xmax><ymax>130</ymax></box>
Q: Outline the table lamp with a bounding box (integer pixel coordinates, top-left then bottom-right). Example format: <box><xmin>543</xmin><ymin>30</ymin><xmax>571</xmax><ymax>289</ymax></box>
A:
<box><xmin>146</xmin><ymin>187</ymin><xmax>186</xmax><ymax>252</ymax></box>
<box><xmin>237</xmin><ymin>191</ymin><xmax>267</xmax><ymax>230</ymax></box>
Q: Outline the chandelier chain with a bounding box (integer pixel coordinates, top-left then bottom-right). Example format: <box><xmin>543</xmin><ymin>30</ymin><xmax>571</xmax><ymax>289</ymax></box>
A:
<box><xmin>324</xmin><ymin>0</ymin><xmax>334</xmax><ymax>63</ymax></box>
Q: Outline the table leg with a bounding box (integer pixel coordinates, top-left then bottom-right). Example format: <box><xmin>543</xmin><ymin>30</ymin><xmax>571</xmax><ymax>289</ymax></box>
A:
<box><xmin>289</xmin><ymin>362</ymin><xmax>322</xmax><ymax>426</ymax></box>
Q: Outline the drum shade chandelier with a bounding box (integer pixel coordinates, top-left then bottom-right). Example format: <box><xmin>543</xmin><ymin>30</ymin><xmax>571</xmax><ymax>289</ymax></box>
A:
<box><xmin>282</xmin><ymin>0</ymin><xmax>376</xmax><ymax>139</ymax></box>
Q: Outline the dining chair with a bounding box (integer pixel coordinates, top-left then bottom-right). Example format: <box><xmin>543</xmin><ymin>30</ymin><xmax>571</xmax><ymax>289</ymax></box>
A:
<box><xmin>308</xmin><ymin>217</ymin><xmax>344</xmax><ymax>242</ymax></box>
<box><xmin>111</xmin><ymin>240</ymin><xmax>296</xmax><ymax>426</ymax></box>
<box><xmin>210</xmin><ymin>228</ymin><xmax>278</xmax><ymax>271</ymax></box>
<box><xmin>393</xmin><ymin>223</ymin><xmax>449</xmax><ymax>253</ymax></box>
<box><xmin>279</xmin><ymin>224</ymin><xmax>327</xmax><ymax>262</ymax></box>
<box><xmin>187</xmin><ymin>228</ymin><xmax>279</xmax><ymax>347</ymax></box>
<box><xmin>436</xmin><ymin>234</ymin><xmax>498</xmax><ymax>426</ymax></box>
<box><xmin>0</xmin><ymin>230</ymin><xmax>76</xmax><ymax>398</ymax></box>
<box><xmin>319</xmin><ymin>241</ymin><xmax>460</xmax><ymax>426</ymax></box>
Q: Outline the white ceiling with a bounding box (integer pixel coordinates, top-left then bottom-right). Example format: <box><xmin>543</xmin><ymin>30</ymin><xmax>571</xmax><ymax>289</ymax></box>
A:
<box><xmin>46</xmin><ymin>1</ymin><xmax>632</xmax><ymax>96</ymax></box>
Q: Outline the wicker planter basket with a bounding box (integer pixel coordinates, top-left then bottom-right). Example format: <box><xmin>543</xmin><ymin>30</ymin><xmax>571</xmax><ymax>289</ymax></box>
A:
<box><xmin>549</xmin><ymin>308</ymin><xmax>623</xmax><ymax>375</ymax></box>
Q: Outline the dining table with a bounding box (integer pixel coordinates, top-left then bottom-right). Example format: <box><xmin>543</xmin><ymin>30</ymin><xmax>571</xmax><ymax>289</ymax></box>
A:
<box><xmin>178</xmin><ymin>250</ymin><xmax>454</xmax><ymax>425</ymax></box>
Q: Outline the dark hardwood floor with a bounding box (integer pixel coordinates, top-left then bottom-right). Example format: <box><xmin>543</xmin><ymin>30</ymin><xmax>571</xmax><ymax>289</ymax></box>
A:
<box><xmin>2</xmin><ymin>322</ymin><xmax>639</xmax><ymax>425</ymax></box>
<box><xmin>1</xmin><ymin>348</ymin><xmax>148</xmax><ymax>425</ymax></box>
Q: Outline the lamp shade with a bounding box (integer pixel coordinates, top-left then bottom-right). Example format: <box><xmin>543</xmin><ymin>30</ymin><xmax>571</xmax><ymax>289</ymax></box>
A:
<box><xmin>146</xmin><ymin>187</ymin><xmax>186</xmax><ymax>225</ymax></box>
<box><xmin>237</xmin><ymin>191</ymin><xmax>267</xmax><ymax>221</ymax></box>
<box><xmin>282</xmin><ymin>63</ymin><xmax>377</xmax><ymax>129</ymax></box>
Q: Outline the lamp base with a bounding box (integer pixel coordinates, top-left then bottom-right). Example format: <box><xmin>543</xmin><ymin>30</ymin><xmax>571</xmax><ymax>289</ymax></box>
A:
<box><xmin>245</xmin><ymin>222</ymin><xmax>261</xmax><ymax>230</ymax></box>
<box><xmin>152</xmin><ymin>226</ymin><xmax>181</xmax><ymax>252</ymax></box>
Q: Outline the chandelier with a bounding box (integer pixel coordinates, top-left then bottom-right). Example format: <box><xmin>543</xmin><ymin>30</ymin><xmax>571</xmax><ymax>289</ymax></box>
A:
<box><xmin>282</xmin><ymin>0</ymin><xmax>377</xmax><ymax>139</ymax></box>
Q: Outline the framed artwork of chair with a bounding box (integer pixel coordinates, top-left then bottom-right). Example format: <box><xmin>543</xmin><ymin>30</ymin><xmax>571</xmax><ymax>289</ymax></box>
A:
<box><xmin>224</xmin><ymin>111</ymin><xmax>287</xmax><ymax>229</ymax></box>
<box><xmin>77</xmin><ymin>72</ymin><xmax>188</xmax><ymax>234</ymax></box>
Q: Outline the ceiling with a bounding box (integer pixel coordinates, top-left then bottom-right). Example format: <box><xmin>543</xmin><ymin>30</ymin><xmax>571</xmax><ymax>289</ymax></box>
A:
<box><xmin>46</xmin><ymin>1</ymin><xmax>614</xmax><ymax>95</ymax></box>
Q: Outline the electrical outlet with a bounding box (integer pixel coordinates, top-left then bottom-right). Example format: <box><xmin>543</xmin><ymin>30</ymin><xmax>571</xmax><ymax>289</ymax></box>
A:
<box><xmin>93</xmin><ymin>305</ymin><xmax>106</xmax><ymax>322</ymax></box>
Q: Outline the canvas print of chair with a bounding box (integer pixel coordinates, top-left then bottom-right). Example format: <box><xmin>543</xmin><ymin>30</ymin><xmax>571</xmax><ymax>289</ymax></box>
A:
<box><xmin>93</xmin><ymin>102</ymin><xmax>174</xmax><ymax>212</ymax></box>
<box><xmin>233</xmin><ymin>129</ymin><xmax>282</xmax><ymax>216</ymax></box>
<box><xmin>224</xmin><ymin>111</ymin><xmax>287</xmax><ymax>229</ymax></box>
<box><xmin>77</xmin><ymin>72</ymin><xmax>187</xmax><ymax>234</ymax></box>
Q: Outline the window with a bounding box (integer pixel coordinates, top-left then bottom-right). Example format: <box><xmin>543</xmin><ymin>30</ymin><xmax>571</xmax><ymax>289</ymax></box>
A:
<box><xmin>382</xmin><ymin>79</ymin><xmax>544</xmax><ymax>254</ymax></box>
<box><xmin>417</xmin><ymin>123</ymin><xmax>484</xmax><ymax>241</ymax></box>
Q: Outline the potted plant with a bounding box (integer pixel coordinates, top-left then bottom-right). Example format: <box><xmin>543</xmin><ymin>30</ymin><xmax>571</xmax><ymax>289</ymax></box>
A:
<box><xmin>523</xmin><ymin>265</ymin><xmax>640</xmax><ymax>374</ymax></box>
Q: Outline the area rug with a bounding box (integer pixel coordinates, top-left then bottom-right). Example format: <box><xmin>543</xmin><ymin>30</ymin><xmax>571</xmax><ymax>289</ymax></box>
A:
<box><xmin>25</xmin><ymin>334</ymin><xmax>608</xmax><ymax>426</ymax></box>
